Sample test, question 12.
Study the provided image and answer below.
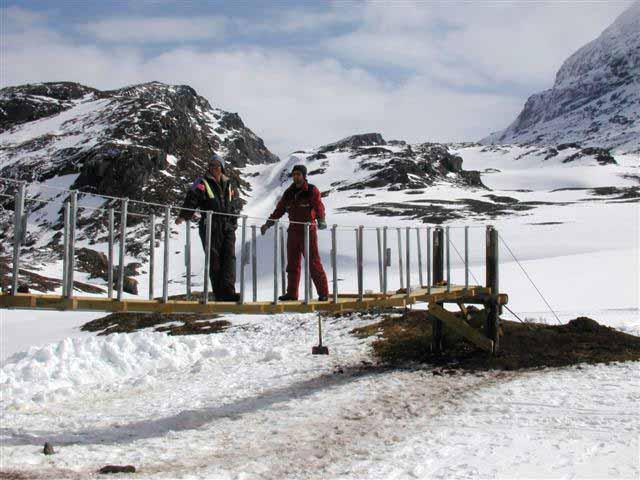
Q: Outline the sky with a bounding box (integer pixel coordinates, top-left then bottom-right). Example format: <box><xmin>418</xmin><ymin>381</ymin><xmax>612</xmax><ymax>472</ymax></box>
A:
<box><xmin>0</xmin><ymin>0</ymin><xmax>633</xmax><ymax>158</ymax></box>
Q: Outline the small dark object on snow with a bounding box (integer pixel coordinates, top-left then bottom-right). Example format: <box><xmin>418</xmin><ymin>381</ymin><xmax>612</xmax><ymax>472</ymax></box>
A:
<box><xmin>312</xmin><ymin>345</ymin><xmax>329</xmax><ymax>355</ymax></box>
<box><xmin>567</xmin><ymin>317</ymin><xmax>601</xmax><ymax>333</ymax></box>
<box><xmin>17</xmin><ymin>284</ymin><xmax>29</xmax><ymax>293</ymax></box>
<box><xmin>98</xmin><ymin>465</ymin><xmax>136</xmax><ymax>474</ymax></box>
<box><xmin>43</xmin><ymin>442</ymin><xmax>54</xmax><ymax>455</ymax></box>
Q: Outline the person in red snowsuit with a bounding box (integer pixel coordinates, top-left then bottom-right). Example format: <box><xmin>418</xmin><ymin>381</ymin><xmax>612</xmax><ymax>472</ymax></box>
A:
<box><xmin>260</xmin><ymin>165</ymin><xmax>329</xmax><ymax>301</ymax></box>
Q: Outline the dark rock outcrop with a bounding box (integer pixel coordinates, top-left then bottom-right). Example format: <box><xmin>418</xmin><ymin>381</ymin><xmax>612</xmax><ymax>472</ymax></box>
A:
<box><xmin>318</xmin><ymin>133</ymin><xmax>386</xmax><ymax>153</ymax></box>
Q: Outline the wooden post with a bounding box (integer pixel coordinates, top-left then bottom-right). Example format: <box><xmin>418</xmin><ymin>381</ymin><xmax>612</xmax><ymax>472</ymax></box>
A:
<box><xmin>486</xmin><ymin>225</ymin><xmax>499</xmax><ymax>296</ymax></box>
<box><xmin>432</xmin><ymin>302</ymin><xmax>444</xmax><ymax>354</ymax></box>
<box><xmin>432</xmin><ymin>227</ymin><xmax>444</xmax><ymax>286</ymax></box>
<box><xmin>485</xmin><ymin>225</ymin><xmax>500</xmax><ymax>353</ymax></box>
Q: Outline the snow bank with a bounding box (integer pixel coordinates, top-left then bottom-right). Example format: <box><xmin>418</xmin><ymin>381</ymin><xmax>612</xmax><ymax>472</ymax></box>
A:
<box><xmin>1</xmin><ymin>330</ymin><xmax>233</xmax><ymax>408</ymax></box>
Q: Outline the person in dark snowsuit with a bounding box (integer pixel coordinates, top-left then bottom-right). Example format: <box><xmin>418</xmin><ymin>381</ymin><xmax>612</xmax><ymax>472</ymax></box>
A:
<box><xmin>260</xmin><ymin>165</ymin><xmax>329</xmax><ymax>301</ymax></box>
<box><xmin>176</xmin><ymin>153</ymin><xmax>241</xmax><ymax>302</ymax></box>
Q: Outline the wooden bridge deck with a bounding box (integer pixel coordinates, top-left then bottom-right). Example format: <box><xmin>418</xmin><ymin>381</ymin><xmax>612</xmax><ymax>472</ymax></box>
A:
<box><xmin>0</xmin><ymin>285</ymin><xmax>491</xmax><ymax>315</ymax></box>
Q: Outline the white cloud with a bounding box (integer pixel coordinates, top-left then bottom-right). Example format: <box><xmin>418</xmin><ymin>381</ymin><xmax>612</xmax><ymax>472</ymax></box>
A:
<box><xmin>79</xmin><ymin>16</ymin><xmax>227</xmax><ymax>43</ymax></box>
<box><xmin>3</xmin><ymin>2</ymin><xmax>633</xmax><ymax>157</ymax></box>
<box><xmin>326</xmin><ymin>1</ymin><xmax>634</xmax><ymax>89</ymax></box>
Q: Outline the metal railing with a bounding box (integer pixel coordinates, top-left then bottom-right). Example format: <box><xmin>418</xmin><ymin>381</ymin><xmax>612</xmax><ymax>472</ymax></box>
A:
<box><xmin>0</xmin><ymin>176</ymin><xmax>497</xmax><ymax>305</ymax></box>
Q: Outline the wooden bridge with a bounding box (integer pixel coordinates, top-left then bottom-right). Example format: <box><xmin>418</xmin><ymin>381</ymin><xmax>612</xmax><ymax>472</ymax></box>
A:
<box><xmin>1</xmin><ymin>178</ymin><xmax>507</xmax><ymax>354</ymax></box>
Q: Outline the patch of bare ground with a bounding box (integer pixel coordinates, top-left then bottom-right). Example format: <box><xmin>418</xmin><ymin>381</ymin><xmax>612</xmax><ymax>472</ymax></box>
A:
<box><xmin>350</xmin><ymin>310</ymin><xmax>640</xmax><ymax>370</ymax></box>
<box><xmin>81</xmin><ymin>312</ymin><xmax>230</xmax><ymax>336</ymax></box>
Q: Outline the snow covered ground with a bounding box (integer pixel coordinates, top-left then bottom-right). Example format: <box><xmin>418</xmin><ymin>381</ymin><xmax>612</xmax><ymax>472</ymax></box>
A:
<box><xmin>1</xmin><ymin>144</ymin><xmax>639</xmax><ymax>478</ymax></box>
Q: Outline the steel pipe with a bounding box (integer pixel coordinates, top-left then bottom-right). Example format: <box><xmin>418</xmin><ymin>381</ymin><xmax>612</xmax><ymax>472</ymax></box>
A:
<box><xmin>273</xmin><ymin>220</ymin><xmax>279</xmax><ymax>304</ymax></box>
<box><xmin>376</xmin><ymin>228</ymin><xmax>383</xmax><ymax>292</ymax></box>
<box><xmin>426</xmin><ymin>226</ymin><xmax>432</xmax><ymax>294</ymax></box>
<box><xmin>382</xmin><ymin>226</ymin><xmax>388</xmax><ymax>294</ymax></box>
<box><xmin>185</xmin><ymin>219</ymin><xmax>191</xmax><ymax>300</ymax></box>
<box><xmin>416</xmin><ymin>228</ymin><xmax>423</xmax><ymax>287</ymax></box>
<box><xmin>66</xmin><ymin>191</ymin><xmax>77</xmax><ymax>298</ymax></box>
<box><xmin>107</xmin><ymin>208</ymin><xmax>115</xmax><ymax>299</ymax></box>
<box><xmin>162</xmin><ymin>206</ymin><xmax>170</xmax><ymax>303</ymax></box>
<box><xmin>397</xmin><ymin>228</ymin><xmax>404</xmax><ymax>289</ymax></box>
<box><xmin>251</xmin><ymin>225</ymin><xmax>257</xmax><ymax>302</ymax></box>
<box><xmin>465</xmin><ymin>225</ymin><xmax>469</xmax><ymax>290</ymax></box>
<box><xmin>62</xmin><ymin>201</ymin><xmax>70</xmax><ymax>298</ymax></box>
<box><xmin>331</xmin><ymin>224</ymin><xmax>338</xmax><ymax>303</ymax></box>
<box><xmin>357</xmin><ymin>226</ymin><xmax>364</xmax><ymax>302</ymax></box>
<box><xmin>11</xmin><ymin>182</ymin><xmax>26</xmax><ymax>295</ymax></box>
<box><xmin>280</xmin><ymin>226</ymin><xmax>286</xmax><ymax>296</ymax></box>
<box><xmin>117</xmin><ymin>198</ymin><xmax>128</xmax><ymax>301</ymax></box>
<box><xmin>446</xmin><ymin>225</ymin><xmax>451</xmax><ymax>293</ymax></box>
<box><xmin>202</xmin><ymin>212</ymin><xmax>212</xmax><ymax>304</ymax></box>
<box><xmin>239</xmin><ymin>216</ymin><xmax>247</xmax><ymax>304</ymax></box>
<box><xmin>304</xmin><ymin>222</ymin><xmax>310</xmax><ymax>304</ymax></box>
<box><xmin>405</xmin><ymin>226</ymin><xmax>411</xmax><ymax>298</ymax></box>
<box><xmin>148</xmin><ymin>214</ymin><xmax>155</xmax><ymax>301</ymax></box>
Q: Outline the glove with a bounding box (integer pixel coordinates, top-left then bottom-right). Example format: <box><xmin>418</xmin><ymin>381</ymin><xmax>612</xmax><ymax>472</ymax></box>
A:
<box><xmin>260</xmin><ymin>223</ymin><xmax>271</xmax><ymax>236</ymax></box>
<box><xmin>317</xmin><ymin>218</ymin><xmax>327</xmax><ymax>230</ymax></box>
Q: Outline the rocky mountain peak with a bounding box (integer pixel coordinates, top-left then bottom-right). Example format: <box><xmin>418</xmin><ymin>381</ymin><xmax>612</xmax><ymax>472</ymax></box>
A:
<box><xmin>483</xmin><ymin>1</ymin><xmax>639</xmax><ymax>152</ymax></box>
<box><xmin>318</xmin><ymin>133</ymin><xmax>386</xmax><ymax>153</ymax></box>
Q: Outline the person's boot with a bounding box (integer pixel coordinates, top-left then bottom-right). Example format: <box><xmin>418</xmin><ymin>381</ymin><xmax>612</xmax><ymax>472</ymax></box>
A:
<box><xmin>220</xmin><ymin>292</ymin><xmax>240</xmax><ymax>302</ymax></box>
<box><xmin>278</xmin><ymin>293</ymin><xmax>298</xmax><ymax>301</ymax></box>
<box><xmin>318</xmin><ymin>294</ymin><xmax>329</xmax><ymax>301</ymax></box>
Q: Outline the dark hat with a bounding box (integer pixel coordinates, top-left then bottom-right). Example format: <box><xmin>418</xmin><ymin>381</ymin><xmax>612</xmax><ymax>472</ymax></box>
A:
<box><xmin>291</xmin><ymin>164</ymin><xmax>307</xmax><ymax>178</ymax></box>
<box><xmin>208</xmin><ymin>152</ymin><xmax>225</xmax><ymax>173</ymax></box>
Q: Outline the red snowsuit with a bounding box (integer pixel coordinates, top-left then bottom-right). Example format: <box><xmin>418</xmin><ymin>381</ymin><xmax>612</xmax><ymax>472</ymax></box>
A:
<box><xmin>267</xmin><ymin>181</ymin><xmax>329</xmax><ymax>298</ymax></box>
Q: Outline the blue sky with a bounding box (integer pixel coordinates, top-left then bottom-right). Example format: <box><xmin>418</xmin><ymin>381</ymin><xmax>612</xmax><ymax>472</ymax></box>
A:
<box><xmin>2</xmin><ymin>0</ymin><xmax>633</xmax><ymax>157</ymax></box>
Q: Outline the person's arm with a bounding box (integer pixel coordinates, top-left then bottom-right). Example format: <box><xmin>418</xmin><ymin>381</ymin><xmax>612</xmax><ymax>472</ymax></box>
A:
<box><xmin>176</xmin><ymin>179</ymin><xmax>204</xmax><ymax>224</ymax></box>
<box><xmin>311</xmin><ymin>186</ymin><xmax>327</xmax><ymax>228</ymax></box>
<box><xmin>260</xmin><ymin>192</ymin><xmax>288</xmax><ymax>235</ymax></box>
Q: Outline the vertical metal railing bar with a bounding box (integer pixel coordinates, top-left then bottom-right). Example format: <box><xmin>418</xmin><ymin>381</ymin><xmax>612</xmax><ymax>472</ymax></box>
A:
<box><xmin>382</xmin><ymin>226</ymin><xmax>389</xmax><ymax>295</ymax></box>
<box><xmin>202</xmin><ymin>212</ymin><xmax>212</xmax><ymax>304</ymax></box>
<box><xmin>116</xmin><ymin>198</ymin><xmax>128</xmax><ymax>301</ymax></box>
<box><xmin>251</xmin><ymin>225</ymin><xmax>258</xmax><ymax>302</ymax></box>
<box><xmin>416</xmin><ymin>227</ymin><xmax>424</xmax><ymax>287</ymax></box>
<box><xmin>376</xmin><ymin>227</ymin><xmax>383</xmax><ymax>292</ymax></box>
<box><xmin>397</xmin><ymin>228</ymin><xmax>404</xmax><ymax>290</ymax></box>
<box><xmin>405</xmin><ymin>226</ymin><xmax>411</xmax><ymax>298</ymax></box>
<box><xmin>464</xmin><ymin>225</ymin><xmax>469</xmax><ymax>290</ymax></box>
<box><xmin>304</xmin><ymin>223</ymin><xmax>310</xmax><ymax>304</ymax></box>
<box><xmin>62</xmin><ymin>201</ymin><xmax>70</xmax><ymax>298</ymax></box>
<box><xmin>239</xmin><ymin>215</ymin><xmax>247</xmax><ymax>304</ymax></box>
<box><xmin>148</xmin><ymin>214</ymin><xmax>155</xmax><ymax>301</ymax></box>
<box><xmin>426</xmin><ymin>226</ymin><xmax>432</xmax><ymax>294</ymax></box>
<box><xmin>107</xmin><ymin>208</ymin><xmax>115</xmax><ymax>299</ymax></box>
<box><xmin>446</xmin><ymin>225</ymin><xmax>451</xmax><ymax>293</ymax></box>
<box><xmin>162</xmin><ymin>206</ymin><xmax>170</xmax><ymax>303</ymax></box>
<box><xmin>331</xmin><ymin>224</ymin><xmax>338</xmax><ymax>303</ymax></box>
<box><xmin>279</xmin><ymin>226</ymin><xmax>286</xmax><ymax>296</ymax></box>
<box><xmin>66</xmin><ymin>191</ymin><xmax>77</xmax><ymax>298</ymax></box>
<box><xmin>358</xmin><ymin>225</ymin><xmax>364</xmax><ymax>302</ymax></box>
<box><xmin>273</xmin><ymin>220</ymin><xmax>279</xmax><ymax>304</ymax></box>
<box><xmin>11</xmin><ymin>182</ymin><xmax>25</xmax><ymax>295</ymax></box>
<box><xmin>185</xmin><ymin>219</ymin><xmax>192</xmax><ymax>301</ymax></box>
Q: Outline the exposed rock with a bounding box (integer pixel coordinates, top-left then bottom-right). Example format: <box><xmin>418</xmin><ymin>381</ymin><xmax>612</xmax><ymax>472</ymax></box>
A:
<box><xmin>98</xmin><ymin>465</ymin><xmax>136</xmax><ymax>475</ymax></box>
<box><xmin>43</xmin><ymin>442</ymin><xmax>55</xmax><ymax>455</ymax></box>
<box><xmin>318</xmin><ymin>133</ymin><xmax>386</xmax><ymax>153</ymax></box>
<box><xmin>0</xmin><ymin>81</ymin><xmax>280</xmax><ymax>278</ymax></box>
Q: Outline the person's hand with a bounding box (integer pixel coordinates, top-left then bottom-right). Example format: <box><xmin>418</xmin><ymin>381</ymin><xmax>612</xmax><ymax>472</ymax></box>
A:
<box><xmin>260</xmin><ymin>223</ymin><xmax>270</xmax><ymax>236</ymax></box>
<box><xmin>317</xmin><ymin>218</ymin><xmax>327</xmax><ymax>230</ymax></box>
<box><xmin>175</xmin><ymin>217</ymin><xmax>184</xmax><ymax>225</ymax></box>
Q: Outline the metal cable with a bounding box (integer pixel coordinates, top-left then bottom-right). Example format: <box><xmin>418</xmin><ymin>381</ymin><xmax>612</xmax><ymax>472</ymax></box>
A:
<box><xmin>0</xmin><ymin>175</ymin><xmax>491</xmax><ymax>231</ymax></box>
<box><xmin>503</xmin><ymin>304</ymin><xmax>533</xmax><ymax>327</ymax></box>
<box><xmin>498</xmin><ymin>233</ymin><xmax>562</xmax><ymax>325</ymax></box>
<box><xmin>448</xmin><ymin>238</ymin><xmax>481</xmax><ymax>285</ymax></box>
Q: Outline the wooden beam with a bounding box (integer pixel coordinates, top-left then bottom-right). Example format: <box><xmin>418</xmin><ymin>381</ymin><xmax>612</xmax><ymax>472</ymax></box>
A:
<box><xmin>428</xmin><ymin>303</ymin><xmax>494</xmax><ymax>352</ymax></box>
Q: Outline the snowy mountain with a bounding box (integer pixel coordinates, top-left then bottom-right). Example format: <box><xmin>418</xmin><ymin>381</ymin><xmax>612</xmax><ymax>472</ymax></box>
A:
<box><xmin>483</xmin><ymin>1</ymin><xmax>640</xmax><ymax>152</ymax></box>
<box><xmin>0</xmin><ymin>81</ymin><xmax>278</xmax><ymax>279</ymax></box>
